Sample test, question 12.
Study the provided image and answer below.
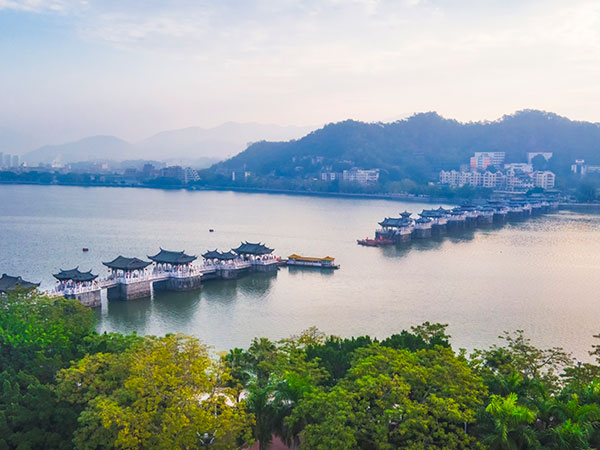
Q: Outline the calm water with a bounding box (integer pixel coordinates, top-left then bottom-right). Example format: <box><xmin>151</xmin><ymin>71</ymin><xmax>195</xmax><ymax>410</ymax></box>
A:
<box><xmin>1</xmin><ymin>185</ymin><xmax>599</xmax><ymax>359</ymax></box>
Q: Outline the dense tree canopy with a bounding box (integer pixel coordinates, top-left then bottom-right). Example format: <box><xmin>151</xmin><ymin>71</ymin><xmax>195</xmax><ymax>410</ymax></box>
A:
<box><xmin>4</xmin><ymin>291</ymin><xmax>600</xmax><ymax>449</ymax></box>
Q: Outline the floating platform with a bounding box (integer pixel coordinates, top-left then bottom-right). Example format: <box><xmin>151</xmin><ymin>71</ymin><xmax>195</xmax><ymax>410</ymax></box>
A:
<box><xmin>287</xmin><ymin>254</ymin><xmax>340</xmax><ymax>269</ymax></box>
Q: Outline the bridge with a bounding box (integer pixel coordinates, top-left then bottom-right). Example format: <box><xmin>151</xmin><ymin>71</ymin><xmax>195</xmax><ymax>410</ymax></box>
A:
<box><xmin>48</xmin><ymin>244</ymin><xmax>279</xmax><ymax>307</ymax></box>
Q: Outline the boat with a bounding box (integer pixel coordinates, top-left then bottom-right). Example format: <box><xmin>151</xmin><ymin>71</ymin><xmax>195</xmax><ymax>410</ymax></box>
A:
<box><xmin>357</xmin><ymin>237</ymin><xmax>393</xmax><ymax>247</ymax></box>
<box><xmin>82</xmin><ymin>248</ymin><xmax>89</xmax><ymax>252</ymax></box>
<box><xmin>209</xmin><ymin>229</ymin><xmax>215</xmax><ymax>232</ymax></box>
<box><xmin>286</xmin><ymin>254</ymin><xmax>340</xmax><ymax>269</ymax></box>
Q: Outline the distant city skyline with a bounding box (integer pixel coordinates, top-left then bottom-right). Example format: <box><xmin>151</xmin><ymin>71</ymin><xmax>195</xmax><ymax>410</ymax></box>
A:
<box><xmin>2</xmin><ymin>0</ymin><xmax>600</xmax><ymax>146</ymax></box>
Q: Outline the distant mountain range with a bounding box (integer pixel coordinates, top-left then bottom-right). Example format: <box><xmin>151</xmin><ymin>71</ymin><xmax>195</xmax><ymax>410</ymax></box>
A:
<box><xmin>214</xmin><ymin>110</ymin><xmax>600</xmax><ymax>181</ymax></box>
<box><xmin>16</xmin><ymin>122</ymin><xmax>315</xmax><ymax>167</ymax></box>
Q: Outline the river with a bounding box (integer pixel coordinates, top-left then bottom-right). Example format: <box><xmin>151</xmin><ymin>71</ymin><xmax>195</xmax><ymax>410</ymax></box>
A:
<box><xmin>1</xmin><ymin>184</ymin><xmax>599</xmax><ymax>359</ymax></box>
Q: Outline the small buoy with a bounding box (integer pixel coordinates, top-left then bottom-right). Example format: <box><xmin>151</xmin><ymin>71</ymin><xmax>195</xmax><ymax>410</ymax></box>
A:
<box><xmin>209</xmin><ymin>229</ymin><xmax>214</xmax><ymax>232</ymax></box>
<box><xmin>82</xmin><ymin>248</ymin><xmax>89</xmax><ymax>252</ymax></box>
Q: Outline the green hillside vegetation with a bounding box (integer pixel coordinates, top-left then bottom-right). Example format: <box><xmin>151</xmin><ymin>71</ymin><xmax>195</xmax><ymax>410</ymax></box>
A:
<box><xmin>201</xmin><ymin>110</ymin><xmax>600</xmax><ymax>198</ymax></box>
<box><xmin>4</xmin><ymin>291</ymin><xmax>600</xmax><ymax>449</ymax></box>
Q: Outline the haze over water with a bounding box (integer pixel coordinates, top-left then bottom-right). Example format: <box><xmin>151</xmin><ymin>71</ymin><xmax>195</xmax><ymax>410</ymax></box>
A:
<box><xmin>1</xmin><ymin>185</ymin><xmax>599</xmax><ymax>359</ymax></box>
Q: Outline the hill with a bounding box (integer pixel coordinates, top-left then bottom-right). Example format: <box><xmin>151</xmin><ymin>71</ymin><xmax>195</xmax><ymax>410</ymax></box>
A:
<box><xmin>24</xmin><ymin>136</ymin><xmax>135</xmax><ymax>165</ymax></box>
<box><xmin>213</xmin><ymin>110</ymin><xmax>600</xmax><ymax>182</ymax></box>
<box><xmin>22</xmin><ymin>122</ymin><xmax>315</xmax><ymax>166</ymax></box>
<box><xmin>136</xmin><ymin>122</ymin><xmax>314</xmax><ymax>161</ymax></box>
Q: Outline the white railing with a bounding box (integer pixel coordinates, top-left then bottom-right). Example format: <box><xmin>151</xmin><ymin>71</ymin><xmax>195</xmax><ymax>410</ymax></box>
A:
<box><xmin>251</xmin><ymin>257</ymin><xmax>278</xmax><ymax>266</ymax></box>
<box><xmin>54</xmin><ymin>283</ymin><xmax>100</xmax><ymax>295</ymax></box>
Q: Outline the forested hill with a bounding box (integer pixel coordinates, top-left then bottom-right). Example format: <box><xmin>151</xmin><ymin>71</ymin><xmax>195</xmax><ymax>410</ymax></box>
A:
<box><xmin>213</xmin><ymin>110</ymin><xmax>600</xmax><ymax>182</ymax></box>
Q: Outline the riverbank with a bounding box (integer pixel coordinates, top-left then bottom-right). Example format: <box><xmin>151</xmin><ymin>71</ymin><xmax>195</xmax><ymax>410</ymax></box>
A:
<box><xmin>0</xmin><ymin>178</ymin><xmax>538</xmax><ymax>205</ymax></box>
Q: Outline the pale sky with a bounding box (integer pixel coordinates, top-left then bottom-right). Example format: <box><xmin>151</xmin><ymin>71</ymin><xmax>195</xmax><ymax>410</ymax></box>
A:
<box><xmin>1</xmin><ymin>0</ymin><xmax>600</xmax><ymax>145</ymax></box>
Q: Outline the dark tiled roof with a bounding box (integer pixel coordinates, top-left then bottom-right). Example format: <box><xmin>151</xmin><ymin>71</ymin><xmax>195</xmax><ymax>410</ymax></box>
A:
<box><xmin>103</xmin><ymin>256</ymin><xmax>151</xmax><ymax>271</ymax></box>
<box><xmin>202</xmin><ymin>250</ymin><xmax>222</xmax><ymax>259</ymax></box>
<box><xmin>217</xmin><ymin>251</ymin><xmax>237</xmax><ymax>260</ymax></box>
<box><xmin>148</xmin><ymin>248</ymin><xmax>197</xmax><ymax>264</ymax></box>
<box><xmin>379</xmin><ymin>217</ymin><xmax>412</xmax><ymax>228</ymax></box>
<box><xmin>53</xmin><ymin>268</ymin><xmax>98</xmax><ymax>282</ymax></box>
<box><xmin>202</xmin><ymin>250</ymin><xmax>237</xmax><ymax>260</ymax></box>
<box><xmin>420</xmin><ymin>209</ymin><xmax>445</xmax><ymax>218</ymax></box>
<box><xmin>0</xmin><ymin>274</ymin><xmax>39</xmax><ymax>294</ymax></box>
<box><xmin>232</xmin><ymin>242</ymin><xmax>274</xmax><ymax>255</ymax></box>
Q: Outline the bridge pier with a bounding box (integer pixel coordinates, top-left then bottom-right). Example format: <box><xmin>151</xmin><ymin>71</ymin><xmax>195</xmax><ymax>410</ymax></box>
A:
<box><xmin>253</xmin><ymin>262</ymin><xmax>279</xmax><ymax>273</ymax></box>
<box><xmin>166</xmin><ymin>274</ymin><xmax>203</xmax><ymax>291</ymax></box>
<box><xmin>218</xmin><ymin>266</ymin><xmax>251</xmax><ymax>279</ymax></box>
<box><xmin>65</xmin><ymin>290</ymin><xmax>101</xmax><ymax>308</ymax></box>
<box><xmin>107</xmin><ymin>280</ymin><xmax>152</xmax><ymax>301</ymax></box>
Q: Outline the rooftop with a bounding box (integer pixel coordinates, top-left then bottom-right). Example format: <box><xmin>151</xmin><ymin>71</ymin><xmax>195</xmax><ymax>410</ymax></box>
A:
<box><xmin>232</xmin><ymin>242</ymin><xmax>274</xmax><ymax>255</ymax></box>
<box><xmin>202</xmin><ymin>250</ymin><xmax>237</xmax><ymax>260</ymax></box>
<box><xmin>379</xmin><ymin>217</ymin><xmax>413</xmax><ymax>228</ymax></box>
<box><xmin>0</xmin><ymin>274</ymin><xmax>39</xmax><ymax>294</ymax></box>
<box><xmin>53</xmin><ymin>267</ymin><xmax>98</xmax><ymax>282</ymax></box>
<box><xmin>148</xmin><ymin>248</ymin><xmax>197</xmax><ymax>265</ymax></box>
<box><xmin>103</xmin><ymin>256</ymin><xmax>151</xmax><ymax>271</ymax></box>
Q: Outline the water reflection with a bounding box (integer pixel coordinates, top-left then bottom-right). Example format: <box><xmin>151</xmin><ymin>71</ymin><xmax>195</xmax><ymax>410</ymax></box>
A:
<box><xmin>287</xmin><ymin>266</ymin><xmax>336</xmax><ymax>277</ymax></box>
<box><xmin>3</xmin><ymin>185</ymin><xmax>600</xmax><ymax>358</ymax></box>
<box><xmin>100</xmin><ymin>296</ymin><xmax>154</xmax><ymax>335</ymax></box>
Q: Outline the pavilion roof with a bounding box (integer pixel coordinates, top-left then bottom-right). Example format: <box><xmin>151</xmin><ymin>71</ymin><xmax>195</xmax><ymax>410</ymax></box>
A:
<box><xmin>232</xmin><ymin>242</ymin><xmax>274</xmax><ymax>255</ymax></box>
<box><xmin>148</xmin><ymin>248</ymin><xmax>197</xmax><ymax>265</ymax></box>
<box><xmin>202</xmin><ymin>250</ymin><xmax>222</xmax><ymax>259</ymax></box>
<box><xmin>53</xmin><ymin>267</ymin><xmax>98</xmax><ymax>282</ymax></box>
<box><xmin>420</xmin><ymin>209</ymin><xmax>445</xmax><ymax>218</ymax></box>
<box><xmin>399</xmin><ymin>210</ymin><xmax>412</xmax><ymax>218</ymax></box>
<box><xmin>103</xmin><ymin>256</ymin><xmax>151</xmax><ymax>271</ymax></box>
<box><xmin>379</xmin><ymin>217</ymin><xmax>412</xmax><ymax>228</ymax></box>
<box><xmin>0</xmin><ymin>274</ymin><xmax>39</xmax><ymax>294</ymax></box>
<box><xmin>202</xmin><ymin>250</ymin><xmax>237</xmax><ymax>260</ymax></box>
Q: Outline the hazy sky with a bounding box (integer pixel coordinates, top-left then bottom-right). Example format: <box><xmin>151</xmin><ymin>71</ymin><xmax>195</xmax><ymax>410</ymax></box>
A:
<box><xmin>1</xmin><ymin>0</ymin><xmax>600</xmax><ymax>145</ymax></box>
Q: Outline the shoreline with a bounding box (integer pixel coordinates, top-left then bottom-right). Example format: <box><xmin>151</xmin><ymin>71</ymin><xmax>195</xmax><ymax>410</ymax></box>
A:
<box><xmin>2</xmin><ymin>180</ymin><xmax>599</xmax><ymax>208</ymax></box>
<box><xmin>0</xmin><ymin>180</ymin><xmax>457</xmax><ymax>204</ymax></box>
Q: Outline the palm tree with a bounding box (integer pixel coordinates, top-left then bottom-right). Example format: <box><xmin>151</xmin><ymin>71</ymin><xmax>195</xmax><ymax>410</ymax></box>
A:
<box><xmin>483</xmin><ymin>393</ymin><xmax>540</xmax><ymax>449</ymax></box>
<box><xmin>543</xmin><ymin>394</ymin><xmax>600</xmax><ymax>449</ymax></box>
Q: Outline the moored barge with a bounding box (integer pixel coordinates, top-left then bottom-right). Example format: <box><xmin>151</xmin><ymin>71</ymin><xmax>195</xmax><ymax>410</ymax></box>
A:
<box><xmin>287</xmin><ymin>254</ymin><xmax>340</xmax><ymax>269</ymax></box>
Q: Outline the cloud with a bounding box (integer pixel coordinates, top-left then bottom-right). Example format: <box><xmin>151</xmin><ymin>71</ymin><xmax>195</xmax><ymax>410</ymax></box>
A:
<box><xmin>3</xmin><ymin>0</ymin><xmax>600</xmax><ymax>142</ymax></box>
<box><xmin>0</xmin><ymin>0</ymin><xmax>80</xmax><ymax>12</ymax></box>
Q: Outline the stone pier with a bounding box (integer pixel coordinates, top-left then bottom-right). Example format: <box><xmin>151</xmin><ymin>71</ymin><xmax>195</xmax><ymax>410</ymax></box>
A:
<box><xmin>107</xmin><ymin>280</ymin><xmax>152</xmax><ymax>301</ymax></box>
<box><xmin>166</xmin><ymin>274</ymin><xmax>203</xmax><ymax>291</ymax></box>
<box><xmin>65</xmin><ymin>290</ymin><xmax>101</xmax><ymax>307</ymax></box>
<box><xmin>253</xmin><ymin>262</ymin><xmax>279</xmax><ymax>273</ymax></box>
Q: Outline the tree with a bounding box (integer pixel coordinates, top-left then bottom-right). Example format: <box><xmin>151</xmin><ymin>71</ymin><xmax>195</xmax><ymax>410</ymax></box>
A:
<box><xmin>0</xmin><ymin>292</ymin><xmax>97</xmax><ymax>449</ymax></box>
<box><xmin>482</xmin><ymin>393</ymin><xmax>539</xmax><ymax>450</ymax></box>
<box><xmin>471</xmin><ymin>330</ymin><xmax>573</xmax><ymax>398</ymax></box>
<box><xmin>225</xmin><ymin>333</ymin><xmax>327</xmax><ymax>450</ymax></box>
<box><xmin>291</xmin><ymin>344</ymin><xmax>487</xmax><ymax>449</ymax></box>
<box><xmin>531</xmin><ymin>154</ymin><xmax>549</xmax><ymax>171</ymax></box>
<box><xmin>58</xmin><ymin>334</ymin><xmax>253</xmax><ymax>450</ymax></box>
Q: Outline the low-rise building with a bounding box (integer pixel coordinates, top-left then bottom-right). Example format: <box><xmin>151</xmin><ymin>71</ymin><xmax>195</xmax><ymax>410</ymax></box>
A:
<box><xmin>320</xmin><ymin>171</ymin><xmax>338</xmax><ymax>182</ymax></box>
<box><xmin>342</xmin><ymin>168</ymin><xmax>380</xmax><ymax>185</ymax></box>
<box><xmin>533</xmin><ymin>171</ymin><xmax>555</xmax><ymax>189</ymax></box>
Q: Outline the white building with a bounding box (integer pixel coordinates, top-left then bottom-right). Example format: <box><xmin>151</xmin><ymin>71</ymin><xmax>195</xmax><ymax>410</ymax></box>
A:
<box><xmin>472</xmin><ymin>152</ymin><xmax>505</xmax><ymax>169</ymax></box>
<box><xmin>184</xmin><ymin>167</ymin><xmax>200</xmax><ymax>183</ymax></box>
<box><xmin>321</xmin><ymin>171</ymin><xmax>338</xmax><ymax>182</ymax></box>
<box><xmin>533</xmin><ymin>171</ymin><xmax>555</xmax><ymax>189</ymax></box>
<box><xmin>439</xmin><ymin>169</ymin><xmax>503</xmax><ymax>188</ymax></box>
<box><xmin>342</xmin><ymin>168</ymin><xmax>380</xmax><ymax>185</ymax></box>
<box><xmin>481</xmin><ymin>171</ymin><xmax>505</xmax><ymax>188</ymax></box>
